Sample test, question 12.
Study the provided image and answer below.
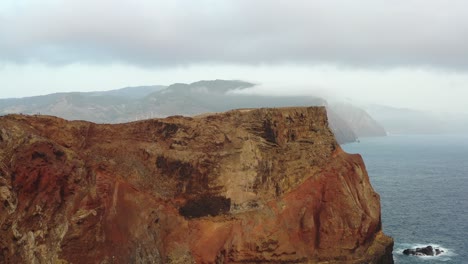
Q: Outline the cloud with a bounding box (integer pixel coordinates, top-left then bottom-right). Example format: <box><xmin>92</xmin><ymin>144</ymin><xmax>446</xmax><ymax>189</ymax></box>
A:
<box><xmin>1</xmin><ymin>0</ymin><xmax>468</xmax><ymax>69</ymax></box>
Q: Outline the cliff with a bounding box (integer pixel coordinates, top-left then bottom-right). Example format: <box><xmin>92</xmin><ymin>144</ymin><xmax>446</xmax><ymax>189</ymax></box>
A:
<box><xmin>0</xmin><ymin>107</ymin><xmax>393</xmax><ymax>263</ymax></box>
<box><xmin>329</xmin><ymin>103</ymin><xmax>387</xmax><ymax>138</ymax></box>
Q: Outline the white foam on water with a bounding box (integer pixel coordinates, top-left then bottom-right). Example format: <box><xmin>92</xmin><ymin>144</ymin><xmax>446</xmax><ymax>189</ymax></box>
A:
<box><xmin>394</xmin><ymin>243</ymin><xmax>457</xmax><ymax>262</ymax></box>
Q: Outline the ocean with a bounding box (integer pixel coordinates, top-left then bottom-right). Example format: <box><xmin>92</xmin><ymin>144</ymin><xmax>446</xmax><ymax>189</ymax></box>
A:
<box><xmin>342</xmin><ymin>135</ymin><xmax>468</xmax><ymax>263</ymax></box>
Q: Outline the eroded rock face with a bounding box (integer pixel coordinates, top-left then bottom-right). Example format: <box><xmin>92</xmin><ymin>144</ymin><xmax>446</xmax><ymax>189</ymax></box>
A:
<box><xmin>0</xmin><ymin>107</ymin><xmax>393</xmax><ymax>263</ymax></box>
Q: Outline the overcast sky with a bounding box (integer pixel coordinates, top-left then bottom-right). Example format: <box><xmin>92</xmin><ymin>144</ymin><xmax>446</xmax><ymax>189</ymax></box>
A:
<box><xmin>1</xmin><ymin>0</ymin><xmax>468</xmax><ymax>113</ymax></box>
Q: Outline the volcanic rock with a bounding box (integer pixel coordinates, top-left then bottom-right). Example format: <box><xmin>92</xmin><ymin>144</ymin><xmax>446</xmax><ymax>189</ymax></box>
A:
<box><xmin>403</xmin><ymin>245</ymin><xmax>444</xmax><ymax>256</ymax></box>
<box><xmin>0</xmin><ymin>107</ymin><xmax>393</xmax><ymax>263</ymax></box>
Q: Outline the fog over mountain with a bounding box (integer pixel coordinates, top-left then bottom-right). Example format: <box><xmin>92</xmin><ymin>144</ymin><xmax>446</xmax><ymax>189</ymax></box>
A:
<box><xmin>1</xmin><ymin>0</ymin><xmax>467</xmax><ymax>115</ymax></box>
<box><xmin>329</xmin><ymin>103</ymin><xmax>386</xmax><ymax>137</ymax></box>
<box><xmin>365</xmin><ymin>104</ymin><xmax>468</xmax><ymax>135</ymax></box>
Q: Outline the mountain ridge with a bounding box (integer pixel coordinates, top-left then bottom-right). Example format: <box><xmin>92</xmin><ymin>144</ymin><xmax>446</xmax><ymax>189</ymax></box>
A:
<box><xmin>0</xmin><ymin>80</ymin><xmax>387</xmax><ymax>144</ymax></box>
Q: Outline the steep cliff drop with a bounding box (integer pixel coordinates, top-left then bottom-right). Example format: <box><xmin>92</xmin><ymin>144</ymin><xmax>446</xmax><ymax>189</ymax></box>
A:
<box><xmin>0</xmin><ymin>107</ymin><xmax>393</xmax><ymax>263</ymax></box>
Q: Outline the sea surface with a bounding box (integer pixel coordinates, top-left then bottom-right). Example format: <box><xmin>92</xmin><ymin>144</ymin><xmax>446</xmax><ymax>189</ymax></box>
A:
<box><xmin>342</xmin><ymin>135</ymin><xmax>468</xmax><ymax>263</ymax></box>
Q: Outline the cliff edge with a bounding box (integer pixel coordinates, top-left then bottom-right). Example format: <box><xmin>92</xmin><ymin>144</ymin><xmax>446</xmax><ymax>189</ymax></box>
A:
<box><xmin>0</xmin><ymin>107</ymin><xmax>393</xmax><ymax>263</ymax></box>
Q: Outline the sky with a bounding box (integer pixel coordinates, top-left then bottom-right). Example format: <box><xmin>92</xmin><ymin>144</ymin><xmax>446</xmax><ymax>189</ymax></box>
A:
<box><xmin>1</xmin><ymin>0</ymin><xmax>468</xmax><ymax>113</ymax></box>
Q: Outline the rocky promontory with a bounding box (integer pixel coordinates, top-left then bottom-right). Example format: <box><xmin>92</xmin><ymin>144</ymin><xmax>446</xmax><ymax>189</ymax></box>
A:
<box><xmin>0</xmin><ymin>107</ymin><xmax>393</xmax><ymax>263</ymax></box>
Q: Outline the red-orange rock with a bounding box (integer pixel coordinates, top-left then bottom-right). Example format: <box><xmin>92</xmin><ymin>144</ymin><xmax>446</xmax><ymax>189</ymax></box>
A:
<box><xmin>0</xmin><ymin>107</ymin><xmax>393</xmax><ymax>263</ymax></box>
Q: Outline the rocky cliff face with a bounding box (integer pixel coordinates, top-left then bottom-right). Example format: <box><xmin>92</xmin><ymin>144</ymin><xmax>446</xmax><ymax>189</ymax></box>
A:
<box><xmin>0</xmin><ymin>107</ymin><xmax>393</xmax><ymax>263</ymax></box>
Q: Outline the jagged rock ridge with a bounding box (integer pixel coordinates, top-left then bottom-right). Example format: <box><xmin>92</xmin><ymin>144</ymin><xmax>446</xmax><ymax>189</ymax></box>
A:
<box><xmin>0</xmin><ymin>107</ymin><xmax>393</xmax><ymax>263</ymax></box>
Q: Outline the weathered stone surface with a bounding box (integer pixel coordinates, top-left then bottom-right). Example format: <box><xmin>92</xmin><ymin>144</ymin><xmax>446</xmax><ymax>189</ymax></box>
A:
<box><xmin>0</xmin><ymin>107</ymin><xmax>393</xmax><ymax>263</ymax></box>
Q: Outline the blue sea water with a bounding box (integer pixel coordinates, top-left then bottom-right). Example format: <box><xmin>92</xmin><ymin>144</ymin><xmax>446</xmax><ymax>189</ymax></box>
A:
<box><xmin>342</xmin><ymin>135</ymin><xmax>468</xmax><ymax>263</ymax></box>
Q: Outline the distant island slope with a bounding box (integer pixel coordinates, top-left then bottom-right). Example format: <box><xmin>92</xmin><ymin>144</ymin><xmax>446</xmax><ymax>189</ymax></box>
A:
<box><xmin>0</xmin><ymin>80</ymin><xmax>387</xmax><ymax>144</ymax></box>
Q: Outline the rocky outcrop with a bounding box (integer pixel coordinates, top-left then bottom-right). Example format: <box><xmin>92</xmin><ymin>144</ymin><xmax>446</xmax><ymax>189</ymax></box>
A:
<box><xmin>403</xmin><ymin>246</ymin><xmax>444</xmax><ymax>256</ymax></box>
<box><xmin>0</xmin><ymin>107</ymin><xmax>393</xmax><ymax>263</ymax></box>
